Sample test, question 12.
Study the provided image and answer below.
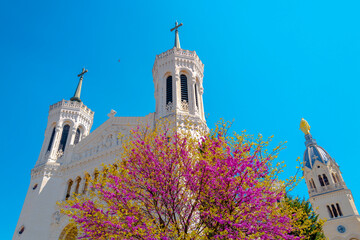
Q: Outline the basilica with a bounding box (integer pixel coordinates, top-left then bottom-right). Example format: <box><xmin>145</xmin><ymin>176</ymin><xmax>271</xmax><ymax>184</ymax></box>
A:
<box><xmin>13</xmin><ymin>23</ymin><xmax>360</xmax><ymax>240</ymax></box>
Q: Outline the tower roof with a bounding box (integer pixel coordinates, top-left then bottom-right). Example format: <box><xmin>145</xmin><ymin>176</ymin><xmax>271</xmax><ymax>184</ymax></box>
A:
<box><xmin>300</xmin><ymin>118</ymin><xmax>333</xmax><ymax>169</ymax></box>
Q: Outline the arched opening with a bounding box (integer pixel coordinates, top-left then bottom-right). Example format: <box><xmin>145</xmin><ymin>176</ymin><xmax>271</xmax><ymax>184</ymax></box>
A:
<box><xmin>332</xmin><ymin>173</ymin><xmax>338</xmax><ymax>183</ymax></box>
<box><xmin>322</xmin><ymin>174</ymin><xmax>329</xmax><ymax>186</ymax></box>
<box><xmin>180</xmin><ymin>74</ymin><xmax>188</xmax><ymax>103</ymax></box>
<box><xmin>318</xmin><ymin>175</ymin><xmax>325</xmax><ymax>187</ymax></box>
<box><xmin>308</xmin><ymin>180</ymin><xmax>313</xmax><ymax>189</ymax></box>
<box><xmin>336</xmin><ymin>173</ymin><xmax>341</xmax><ymax>183</ymax></box>
<box><xmin>74</xmin><ymin>177</ymin><xmax>81</xmax><ymax>194</ymax></box>
<box><xmin>327</xmin><ymin>205</ymin><xmax>334</xmax><ymax>218</ymax></box>
<box><xmin>83</xmin><ymin>173</ymin><xmax>90</xmax><ymax>194</ymax></box>
<box><xmin>59</xmin><ymin>224</ymin><xmax>78</xmax><ymax>240</ymax></box>
<box><xmin>58</xmin><ymin>125</ymin><xmax>70</xmax><ymax>152</ymax></box>
<box><xmin>336</xmin><ymin>203</ymin><xmax>343</xmax><ymax>216</ymax></box>
<box><xmin>47</xmin><ymin>127</ymin><xmax>56</xmax><ymax>152</ymax></box>
<box><xmin>65</xmin><ymin>179</ymin><xmax>73</xmax><ymax>200</ymax></box>
<box><xmin>331</xmin><ymin>204</ymin><xmax>339</xmax><ymax>217</ymax></box>
<box><xmin>311</xmin><ymin>179</ymin><xmax>316</xmax><ymax>189</ymax></box>
<box><xmin>166</xmin><ymin>76</ymin><xmax>173</xmax><ymax>105</ymax></box>
<box><xmin>74</xmin><ymin>128</ymin><xmax>81</xmax><ymax>145</ymax></box>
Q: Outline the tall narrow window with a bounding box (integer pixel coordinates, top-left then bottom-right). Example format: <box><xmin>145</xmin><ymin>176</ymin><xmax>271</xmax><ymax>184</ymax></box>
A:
<box><xmin>332</xmin><ymin>173</ymin><xmax>337</xmax><ymax>183</ymax></box>
<box><xmin>323</xmin><ymin>174</ymin><xmax>329</xmax><ymax>186</ymax></box>
<box><xmin>311</xmin><ymin>179</ymin><xmax>316</xmax><ymax>189</ymax></box>
<box><xmin>331</xmin><ymin>204</ymin><xmax>339</xmax><ymax>217</ymax></box>
<box><xmin>75</xmin><ymin>177</ymin><xmax>81</xmax><ymax>194</ymax></box>
<box><xmin>66</xmin><ymin>180</ymin><xmax>73</xmax><ymax>200</ymax></box>
<box><xmin>336</xmin><ymin>173</ymin><xmax>341</xmax><ymax>183</ymax></box>
<box><xmin>180</xmin><ymin>74</ymin><xmax>188</xmax><ymax>103</ymax></box>
<box><xmin>327</xmin><ymin>205</ymin><xmax>334</xmax><ymax>218</ymax></box>
<box><xmin>47</xmin><ymin>127</ymin><xmax>56</xmax><ymax>152</ymax></box>
<box><xmin>58</xmin><ymin>125</ymin><xmax>70</xmax><ymax>152</ymax></box>
<box><xmin>318</xmin><ymin>175</ymin><xmax>325</xmax><ymax>187</ymax></box>
<box><xmin>194</xmin><ymin>83</ymin><xmax>199</xmax><ymax>108</ymax></box>
<box><xmin>166</xmin><ymin>76</ymin><xmax>173</xmax><ymax>104</ymax></box>
<box><xmin>336</xmin><ymin>203</ymin><xmax>343</xmax><ymax>216</ymax></box>
<box><xmin>74</xmin><ymin>128</ymin><xmax>81</xmax><ymax>145</ymax></box>
<box><xmin>83</xmin><ymin>174</ymin><xmax>90</xmax><ymax>194</ymax></box>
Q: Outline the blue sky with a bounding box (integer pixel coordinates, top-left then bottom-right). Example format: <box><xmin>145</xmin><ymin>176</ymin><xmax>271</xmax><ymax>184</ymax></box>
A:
<box><xmin>1</xmin><ymin>0</ymin><xmax>360</xmax><ymax>238</ymax></box>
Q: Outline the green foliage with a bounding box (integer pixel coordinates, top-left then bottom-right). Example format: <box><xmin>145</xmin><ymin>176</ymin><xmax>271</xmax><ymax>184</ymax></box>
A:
<box><xmin>285</xmin><ymin>195</ymin><xmax>326</xmax><ymax>240</ymax></box>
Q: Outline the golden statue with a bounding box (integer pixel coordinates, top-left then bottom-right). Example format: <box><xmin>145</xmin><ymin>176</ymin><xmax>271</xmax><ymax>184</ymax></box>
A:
<box><xmin>300</xmin><ymin>118</ymin><xmax>311</xmax><ymax>135</ymax></box>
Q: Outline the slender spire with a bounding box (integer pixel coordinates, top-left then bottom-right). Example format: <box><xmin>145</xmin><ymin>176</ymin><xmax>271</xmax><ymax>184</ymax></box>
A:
<box><xmin>71</xmin><ymin>68</ymin><xmax>88</xmax><ymax>102</ymax></box>
<box><xmin>170</xmin><ymin>21</ymin><xmax>183</xmax><ymax>49</ymax></box>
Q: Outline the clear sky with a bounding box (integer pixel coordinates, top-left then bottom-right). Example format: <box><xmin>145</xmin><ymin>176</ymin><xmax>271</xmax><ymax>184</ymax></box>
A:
<box><xmin>1</xmin><ymin>0</ymin><xmax>360</xmax><ymax>238</ymax></box>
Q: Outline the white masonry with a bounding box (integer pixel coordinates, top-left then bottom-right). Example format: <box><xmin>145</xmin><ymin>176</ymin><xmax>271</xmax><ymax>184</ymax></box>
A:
<box><xmin>13</xmin><ymin>25</ymin><xmax>206</xmax><ymax>240</ymax></box>
<box><xmin>302</xmin><ymin>132</ymin><xmax>360</xmax><ymax>239</ymax></box>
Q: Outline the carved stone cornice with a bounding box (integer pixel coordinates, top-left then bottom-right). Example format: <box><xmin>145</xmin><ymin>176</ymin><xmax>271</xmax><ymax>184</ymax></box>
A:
<box><xmin>31</xmin><ymin>163</ymin><xmax>61</xmax><ymax>178</ymax></box>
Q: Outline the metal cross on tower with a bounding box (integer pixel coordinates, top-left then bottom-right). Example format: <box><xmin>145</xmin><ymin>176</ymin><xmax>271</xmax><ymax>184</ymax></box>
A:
<box><xmin>170</xmin><ymin>21</ymin><xmax>183</xmax><ymax>49</ymax></box>
<box><xmin>71</xmin><ymin>68</ymin><xmax>88</xmax><ymax>102</ymax></box>
<box><xmin>77</xmin><ymin>68</ymin><xmax>88</xmax><ymax>79</ymax></box>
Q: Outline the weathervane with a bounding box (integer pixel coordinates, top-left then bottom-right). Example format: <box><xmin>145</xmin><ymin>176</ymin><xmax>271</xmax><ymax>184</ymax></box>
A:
<box><xmin>170</xmin><ymin>21</ymin><xmax>183</xmax><ymax>49</ymax></box>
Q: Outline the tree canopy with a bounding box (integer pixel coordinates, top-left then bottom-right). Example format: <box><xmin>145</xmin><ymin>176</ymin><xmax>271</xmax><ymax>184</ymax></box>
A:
<box><xmin>61</xmin><ymin>120</ymin><xmax>323</xmax><ymax>239</ymax></box>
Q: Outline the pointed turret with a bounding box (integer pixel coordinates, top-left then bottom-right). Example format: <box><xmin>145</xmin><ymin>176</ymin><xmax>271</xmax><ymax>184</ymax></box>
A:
<box><xmin>70</xmin><ymin>68</ymin><xmax>88</xmax><ymax>102</ymax></box>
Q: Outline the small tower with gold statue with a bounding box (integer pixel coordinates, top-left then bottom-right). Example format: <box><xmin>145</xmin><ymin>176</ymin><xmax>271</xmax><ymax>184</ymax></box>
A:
<box><xmin>300</xmin><ymin>118</ymin><xmax>360</xmax><ymax>239</ymax></box>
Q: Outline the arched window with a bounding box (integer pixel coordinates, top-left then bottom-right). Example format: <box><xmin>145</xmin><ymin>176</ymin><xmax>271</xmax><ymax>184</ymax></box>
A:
<box><xmin>180</xmin><ymin>74</ymin><xmax>188</xmax><ymax>103</ymax></box>
<box><xmin>66</xmin><ymin>179</ymin><xmax>73</xmax><ymax>200</ymax></box>
<box><xmin>336</xmin><ymin>203</ymin><xmax>343</xmax><ymax>216</ymax></box>
<box><xmin>331</xmin><ymin>204</ymin><xmax>339</xmax><ymax>217</ymax></box>
<box><xmin>94</xmin><ymin>170</ymin><xmax>99</xmax><ymax>181</ymax></box>
<box><xmin>332</xmin><ymin>173</ymin><xmax>337</xmax><ymax>183</ymax></box>
<box><xmin>309</xmin><ymin>180</ymin><xmax>313</xmax><ymax>189</ymax></box>
<box><xmin>336</xmin><ymin>173</ymin><xmax>341</xmax><ymax>183</ymax></box>
<box><xmin>58</xmin><ymin>125</ymin><xmax>70</xmax><ymax>152</ymax></box>
<box><xmin>47</xmin><ymin>127</ymin><xmax>56</xmax><ymax>152</ymax></box>
<box><xmin>74</xmin><ymin>128</ymin><xmax>81</xmax><ymax>145</ymax></box>
<box><xmin>166</xmin><ymin>76</ymin><xmax>173</xmax><ymax>104</ymax></box>
<box><xmin>318</xmin><ymin>175</ymin><xmax>325</xmax><ymax>187</ymax></box>
<box><xmin>194</xmin><ymin>83</ymin><xmax>199</xmax><ymax>108</ymax></box>
<box><xmin>327</xmin><ymin>205</ymin><xmax>334</xmax><ymax>218</ymax></box>
<box><xmin>74</xmin><ymin>177</ymin><xmax>81</xmax><ymax>194</ymax></box>
<box><xmin>323</xmin><ymin>174</ymin><xmax>329</xmax><ymax>186</ymax></box>
<box><xmin>83</xmin><ymin>173</ymin><xmax>90</xmax><ymax>194</ymax></box>
<box><xmin>311</xmin><ymin>179</ymin><xmax>316</xmax><ymax>189</ymax></box>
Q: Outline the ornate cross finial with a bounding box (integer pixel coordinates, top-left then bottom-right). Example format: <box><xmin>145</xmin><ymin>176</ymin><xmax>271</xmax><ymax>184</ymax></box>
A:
<box><xmin>77</xmin><ymin>68</ymin><xmax>88</xmax><ymax>79</ymax></box>
<box><xmin>170</xmin><ymin>21</ymin><xmax>183</xmax><ymax>49</ymax></box>
<box><xmin>71</xmin><ymin>68</ymin><xmax>88</xmax><ymax>102</ymax></box>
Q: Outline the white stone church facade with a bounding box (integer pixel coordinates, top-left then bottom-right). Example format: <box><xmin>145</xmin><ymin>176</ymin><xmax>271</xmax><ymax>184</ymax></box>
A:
<box><xmin>13</xmin><ymin>25</ymin><xmax>360</xmax><ymax>240</ymax></box>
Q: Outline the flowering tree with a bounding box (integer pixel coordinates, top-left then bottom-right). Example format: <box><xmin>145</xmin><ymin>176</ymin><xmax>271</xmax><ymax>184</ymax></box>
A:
<box><xmin>284</xmin><ymin>195</ymin><xmax>326</xmax><ymax>239</ymax></box>
<box><xmin>61</xmin><ymin>120</ymin><xmax>303</xmax><ymax>239</ymax></box>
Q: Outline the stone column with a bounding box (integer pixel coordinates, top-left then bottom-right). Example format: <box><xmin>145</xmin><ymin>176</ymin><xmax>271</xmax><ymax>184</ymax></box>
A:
<box><xmin>199</xmin><ymin>86</ymin><xmax>205</xmax><ymax>121</ymax></box>
<box><xmin>68</xmin><ymin>126</ymin><xmax>78</xmax><ymax>146</ymax></box>
<box><xmin>189</xmin><ymin>78</ymin><xmax>197</xmax><ymax>115</ymax></box>
<box><xmin>174</xmin><ymin>70</ymin><xmax>180</xmax><ymax>111</ymax></box>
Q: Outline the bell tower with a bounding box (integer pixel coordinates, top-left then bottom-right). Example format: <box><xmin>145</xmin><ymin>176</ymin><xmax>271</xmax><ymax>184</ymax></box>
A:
<box><xmin>152</xmin><ymin>22</ymin><xmax>206</xmax><ymax>129</ymax></box>
<box><xmin>300</xmin><ymin>118</ymin><xmax>360</xmax><ymax>239</ymax></box>
<box><xmin>13</xmin><ymin>69</ymin><xmax>94</xmax><ymax>240</ymax></box>
<box><xmin>36</xmin><ymin>68</ymin><xmax>94</xmax><ymax>166</ymax></box>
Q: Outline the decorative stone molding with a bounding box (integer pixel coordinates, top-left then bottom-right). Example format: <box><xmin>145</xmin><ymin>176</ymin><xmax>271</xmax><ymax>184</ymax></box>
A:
<box><xmin>180</xmin><ymin>100</ymin><xmax>189</xmax><ymax>111</ymax></box>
